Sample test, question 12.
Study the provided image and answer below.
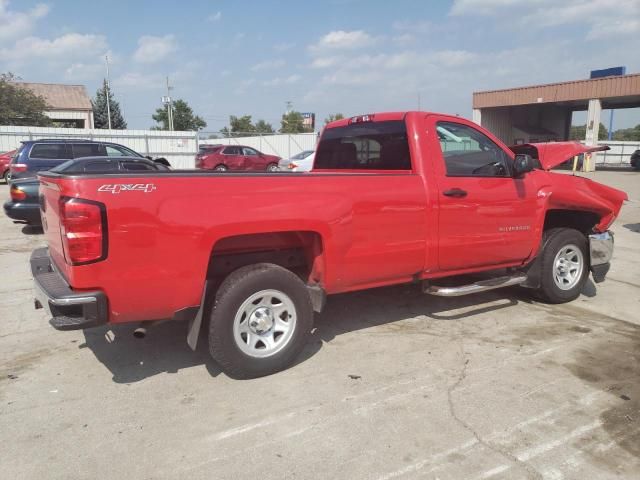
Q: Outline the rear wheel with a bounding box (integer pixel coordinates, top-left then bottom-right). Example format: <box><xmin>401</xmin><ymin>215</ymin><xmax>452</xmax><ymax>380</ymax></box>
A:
<box><xmin>536</xmin><ymin>228</ymin><xmax>588</xmax><ymax>304</ymax></box>
<box><xmin>208</xmin><ymin>263</ymin><xmax>314</xmax><ymax>379</ymax></box>
<box><xmin>214</xmin><ymin>164</ymin><xmax>228</xmax><ymax>172</ymax></box>
<box><xmin>266</xmin><ymin>163</ymin><xmax>279</xmax><ymax>172</ymax></box>
<box><xmin>2</xmin><ymin>170</ymin><xmax>8</xmax><ymax>183</ymax></box>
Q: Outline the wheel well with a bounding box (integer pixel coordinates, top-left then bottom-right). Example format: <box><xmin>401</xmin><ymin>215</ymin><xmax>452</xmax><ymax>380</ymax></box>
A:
<box><xmin>543</xmin><ymin>209</ymin><xmax>600</xmax><ymax>235</ymax></box>
<box><xmin>206</xmin><ymin>231</ymin><xmax>325</xmax><ymax>286</ymax></box>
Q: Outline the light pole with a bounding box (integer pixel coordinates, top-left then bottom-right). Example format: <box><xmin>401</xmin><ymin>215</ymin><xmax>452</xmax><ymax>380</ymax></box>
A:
<box><xmin>165</xmin><ymin>76</ymin><xmax>174</xmax><ymax>131</ymax></box>
<box><xmin>105</xmin><ymin>55</ymin><xmax>112</xmax><ymax>129</ymax></box>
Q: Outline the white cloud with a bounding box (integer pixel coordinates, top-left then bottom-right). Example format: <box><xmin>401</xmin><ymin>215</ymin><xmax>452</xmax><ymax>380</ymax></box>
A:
<box><xmin>274</xmin><ymin>42</ymin><xmax>295</xmax><ymax>52</ymax></box>
<box><xmin>310</xmin><ymin>56</ymin><xmax>342</xmax><ymax>69</ymax></box>
<box><xmin>309</xmin><ymin>30</ymin><xmax>375</xmax><ymax>52</ymax></box>
<box><xmin>251</xmin><ymin>59</ymin><xmax>285</xmax><ymax>71</ymax></box>
<box><xmin>450</xmin><ymin>0</ymin><xmax>545</xmax><ymax>16</ymax></box>
<box><xmin>133</xmin><ymin>35</ymin><xmax>177</xmax><ymax>63</ymax></box>
<box><xmin>0</xmin><ymin>1</ymin><xmax>49</xmax><ymax>41</ymax></box>
<box><xmin>1</xmin><ymin>33</ymin><xmax>108</xmax><ymax>61</ymax></box>
<box><xmin>207</xmin><ymin>11</ymin><xmax>221</xmax><ymax>22</ymax></box>
<box><xmin>114</xmin><ymin>72</ymin><xmax>164</xmax><ymax>89</ymax></box>
<box><xmin>450</xmin><ymin>0</ymin><xmax>640</xmax><ymax>39</ymax></box>
<box><xmin>262</xmin><ymin>74</ymin><xmax>301</xmax><ymax>87</ymax></box>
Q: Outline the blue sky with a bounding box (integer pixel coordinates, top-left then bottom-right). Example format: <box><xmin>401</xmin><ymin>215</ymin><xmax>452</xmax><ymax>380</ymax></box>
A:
<box><xmin>1</xmin><ymin>0</ymin><xmax>639</xmax><ymax>131</ymax></box>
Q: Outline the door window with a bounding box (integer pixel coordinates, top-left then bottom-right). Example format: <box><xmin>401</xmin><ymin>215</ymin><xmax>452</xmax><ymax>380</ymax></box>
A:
<box><xmin>223</xmin><ymin>146</ymin><xmax>241</xmax><ymax>155</ymax></box>
<box><xmin>106</xmin><ymin>145</ymin><xmax>138</xmax><ymax>157</ymax></box>
<box><xmin>242</xmin><ymin>147</ymin><xmax>258</xmax><ymax>156</ymax></box>
<box><xmin>120</xmin><ymin>161</ymin><xmax>156</xmax><ymax>171</ymax></box>
<box><xmin>436</xmin><ymin>122</ymin><xmax>510</xmax><ymax>177</ymax></box>
<box><xmin>72</xmin><ymin>143</ymin><xmax>107</xmax><ymax>158</ymax></box>
<box><xmin>82</xmin><ymin>160</ymin><xmax>118</xmax><ymax>172</ymax></box>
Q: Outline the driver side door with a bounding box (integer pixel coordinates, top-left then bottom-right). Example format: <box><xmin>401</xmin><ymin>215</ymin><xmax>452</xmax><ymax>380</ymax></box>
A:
<box><xmin>428</xmin><ymin>116</ymin><xmax>539</xmax><ymax>271</ymax></box>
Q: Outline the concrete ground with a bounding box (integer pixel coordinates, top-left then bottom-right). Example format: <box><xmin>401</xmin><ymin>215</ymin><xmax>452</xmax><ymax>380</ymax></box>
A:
<box><xmin>0</xmin><ymin>171</ymin><xmax>639</xmax><ymax>480</ymax></box>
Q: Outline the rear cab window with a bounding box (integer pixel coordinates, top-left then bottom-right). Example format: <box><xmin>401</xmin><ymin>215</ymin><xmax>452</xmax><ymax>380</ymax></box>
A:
<box><xmin>314</xmin><ymin>120</ymin><xmax>411</xmax><ymax>171</ymax></box>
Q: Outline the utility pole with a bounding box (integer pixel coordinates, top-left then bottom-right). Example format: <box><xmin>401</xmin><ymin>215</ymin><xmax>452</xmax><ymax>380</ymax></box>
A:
<box><xmin>285</xmin><ymin>100</ymin><xmax>293</xmax><ymax>113</ymax></box>
<box><xmin>166</xmin><ymin>76</ymin><xmax>174</xmax><ymax>131</ymax></box>
<box><xmin>105</xmin><ymin>55</ymin><xmax>112</xmax><ymax>129</ymax></box>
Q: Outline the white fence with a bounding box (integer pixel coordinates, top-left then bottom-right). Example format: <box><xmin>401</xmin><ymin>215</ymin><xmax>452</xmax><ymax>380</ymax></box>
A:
<box><xmin>595</xmin><ymin>140</ymin><xmax>640</xmax><ymax>165</ymax></box>
<box><xmin>200</xmin><ymin>133</ymin><xmax>318</xmax><ymax>159</ymax></box>
<box><xmin>0</xmin><ymin>126</ymin><xmax>198</xmax><ymax>169</ymax></box>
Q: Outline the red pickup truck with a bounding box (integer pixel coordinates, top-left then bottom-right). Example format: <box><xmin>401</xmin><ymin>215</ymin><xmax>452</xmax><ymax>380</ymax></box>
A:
<box><xmin>32</xmin><ymin>112</ymin><xmax>627</xmax><ymax>378</ymax></box>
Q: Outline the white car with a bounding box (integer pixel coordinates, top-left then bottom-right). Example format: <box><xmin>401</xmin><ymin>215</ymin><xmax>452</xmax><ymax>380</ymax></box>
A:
<box><xmin>278</xmin><ymin>150</ymin><xmax>315</xmax><ymax>172</ymax></box>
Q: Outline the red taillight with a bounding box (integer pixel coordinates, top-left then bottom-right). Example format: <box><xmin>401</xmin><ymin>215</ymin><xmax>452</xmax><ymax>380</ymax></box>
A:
<box><xmin>10</xmin><ymin>163</ymin><xmax>27</xmax><ymax>173</ymax></box>
<box><xmin>10</xmin><ymin>186</ymin><xmax>27</xmax><ymax>201</ymax></box>
<box><xmin>59</xmin><ymin>198</ymin><xmax>107</xmax><ymax>265</ymax></box>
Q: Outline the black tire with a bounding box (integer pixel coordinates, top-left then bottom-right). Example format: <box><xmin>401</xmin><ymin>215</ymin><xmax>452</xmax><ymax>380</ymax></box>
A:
<box><xmin>536</xmin><ymin>228</ymin><xmax>589</xmax><ymax>304</ymax></box>
<box><xmin>2</xmin><ymin>170</ymin><xmax>7</xmax><ymax>183</ymax></box>
<box><xmin>214</xmin><ymin>164</ymin><xmax>228</xmax><ymax>172</ymax></box>
<box><xmin>208</xmin><ymin>263</ymin><xmax>314</xmax><ymax>379</ymax></box>
<box><xmin>266</xmin><ymin>163</ymin><xmax>279</xmax><ymax>172</ymax></box>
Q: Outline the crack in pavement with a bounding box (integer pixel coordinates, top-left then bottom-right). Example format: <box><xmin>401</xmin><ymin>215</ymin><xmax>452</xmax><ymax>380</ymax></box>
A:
<box><xmin>446</xmin><ymin>325</ymin><xmax>543</xmax><ymax>480</ymax></box>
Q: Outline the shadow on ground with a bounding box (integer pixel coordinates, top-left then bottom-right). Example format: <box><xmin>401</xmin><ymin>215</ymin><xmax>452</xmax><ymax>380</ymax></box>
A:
<box><xmin>82</xmin><ymin>282</ymin><xmax>536</xmax><ymax>383</ymax></box>
<box><xmin>624</xmin><ymin>223</ymin><xmax>640</xmax><ymax>233</ymax></box>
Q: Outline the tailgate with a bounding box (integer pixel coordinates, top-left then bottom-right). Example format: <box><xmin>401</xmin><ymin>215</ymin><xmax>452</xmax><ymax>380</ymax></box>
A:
<box><xmin>39</xmin><ymin>176</ymin><xmax>68</xmax><ymax>277</ymax></box>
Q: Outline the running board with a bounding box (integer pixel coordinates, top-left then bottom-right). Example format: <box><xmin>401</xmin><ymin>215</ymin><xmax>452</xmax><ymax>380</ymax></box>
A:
<box><xmin>423</xmin><ymin>274</ymin><xmax>527</xmax><ymax>297</ymax></box>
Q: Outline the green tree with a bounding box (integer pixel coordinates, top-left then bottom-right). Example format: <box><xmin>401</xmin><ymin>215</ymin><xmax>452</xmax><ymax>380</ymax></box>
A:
<box><xmin>324</xmin><ymin>113</ymin><xmax>344</xmax><ymax>125</ymax></box>
<box><xmin>92</xmin><ymin>79</ymin><xmax>127</xmax><ymax>129</ymax></box>
<box><xmin>612</xmin><ymin>124</ymin><xmax>640</xmax><ymax>141</ymax></box>
<box><xmin>254</xmin><ymin>119</ymin><xmax>274</xmax><ymax>134</ymax></box>
<box><xmin>0</xmin><ymin>72</ymin><xmax>51</xmax><ymax>126</ymax></box>
<box><xmin>220</xmin><ymin>116</ymin><xmax>274</xmax><ymax>137</ymax></box>
<box><xmin>280</xmin><ymin>110</ymin><xmax>310</xmax><ymax>133</ymax></box>
<box><xmin>152</xmin><ymin>99</ymin><xmax>206</xmax><ymax>131</ymax></box>
<box><xmin>569</xmin><ymin>123</ymin><xmax>608</xmax><ymax>141</ymax></box>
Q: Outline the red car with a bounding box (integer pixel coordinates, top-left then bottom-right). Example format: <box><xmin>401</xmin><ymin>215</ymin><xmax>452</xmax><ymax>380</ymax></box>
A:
<box><xmin>33</xmin><ymin>111</ymin><xmax>627</xmax><ymax>378</ymax></box>
<box><xmin>1</xmin><ymin>149</ymin><xmax>16</xmax><ymax>182</ymax></box>
<box><xmin>195</xmin><ymin>144</ymin><xmax>281</xmax><ymax>172</ymax></box>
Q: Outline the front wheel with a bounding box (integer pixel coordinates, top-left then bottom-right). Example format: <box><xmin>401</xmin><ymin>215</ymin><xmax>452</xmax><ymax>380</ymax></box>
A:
<box><xmin>536</xmin><ymin>228</ymin><xmax>589</xmax><ymax>304</ymax></box>
<box><xmin>208</xmin><ymin>263</ymin><xmax>314</xmax><ymax>378</ymax></box>
<box><xmin>266</xmin><ymin>163</ymin><xmax>279</xmax><ymax>172</ymax></box>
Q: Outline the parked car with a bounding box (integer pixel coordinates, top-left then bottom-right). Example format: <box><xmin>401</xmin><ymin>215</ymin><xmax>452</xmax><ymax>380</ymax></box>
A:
<box><xmin>4</xmin><ymin>156</ymin><xmax>166</xmax><ymax>227</ymax></box>
<box><xmin>8</xmin><ymin>139</ymin><xmax>168</xmax><ymax>183</ymax></box>
<box><xmin>631</xmin><ymin>149</ymin><xmax>640</xmax><ymax>170</ymax></box>
<box><xmin>32</xmin><ymin>111</ymin><xmax>626</xmax><ymax>379</ymax></box>
<box><xmin>278</xmin><ymin>150</ymin><xmax>315</xmax><ymax>172</ymax></box>
<box><xmin>195</xmin><ymin>144</ymin><xmax>281</xmax><ymax>171</ymax></box>
<box><xmin>1</xmin><ymin>149</ymin><xmax>16</xmax><ymax>183</ymax></box>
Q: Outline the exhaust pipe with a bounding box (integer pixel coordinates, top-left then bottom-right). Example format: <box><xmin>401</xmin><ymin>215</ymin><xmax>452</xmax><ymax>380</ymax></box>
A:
<box><xmin>132</xmin><ymin>320</ymin><xmax>167</xmax><ymax>339</ymax></box>
<box><xmin>133</xmin><ymin>327</ymin><xmax>147</xmax><ymax>339</ymax></box>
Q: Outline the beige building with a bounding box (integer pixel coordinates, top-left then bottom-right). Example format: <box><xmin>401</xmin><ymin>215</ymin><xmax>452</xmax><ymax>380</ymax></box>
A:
<box><xmin>472</xmin><ymin>73</ymin><xmax>640</xmax><ymax>147</ymax></box>
<box><xmin>18</xmin><ymin>82</ymin><xmax>94</xmax><ymax>129</ymax></box>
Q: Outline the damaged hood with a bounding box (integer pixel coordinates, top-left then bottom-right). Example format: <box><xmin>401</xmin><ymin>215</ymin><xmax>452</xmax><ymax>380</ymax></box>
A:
<box><xmin>510</xmin><ymin>141</ymin><xmax>610</xmax><ymax>171</ymax></box>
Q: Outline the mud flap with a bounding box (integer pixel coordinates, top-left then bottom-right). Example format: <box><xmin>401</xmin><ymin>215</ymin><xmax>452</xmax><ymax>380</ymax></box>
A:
<box><xmin>187</xmin><ymin>280</ymin><xmax>209</xmax><ymax>351</ymax></box>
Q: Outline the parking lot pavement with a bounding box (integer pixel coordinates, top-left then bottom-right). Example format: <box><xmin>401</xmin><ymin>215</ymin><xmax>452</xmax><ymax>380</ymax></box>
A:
<box><xmin>0</xmin><ymin>171</ymin><xmax>639</xmax><ymax>480</ymax></box>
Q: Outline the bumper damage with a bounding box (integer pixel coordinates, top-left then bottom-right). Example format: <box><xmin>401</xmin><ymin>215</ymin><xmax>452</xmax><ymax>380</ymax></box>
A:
<box><xmin>31</xmin><ymin>247</ymin><xmax>108</xmax><ymax>330</ymax></box>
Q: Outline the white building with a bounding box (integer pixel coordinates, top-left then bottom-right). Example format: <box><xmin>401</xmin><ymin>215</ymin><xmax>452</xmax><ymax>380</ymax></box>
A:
<box><xmin>18</xmin><ymin>82</ymin><xmax>94</xmax><ymax>129</ymax></box>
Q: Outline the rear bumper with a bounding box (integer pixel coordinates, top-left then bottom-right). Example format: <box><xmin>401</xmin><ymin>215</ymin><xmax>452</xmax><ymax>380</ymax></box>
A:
<box><xmin>3</xmin><ymin>201</ymin><xmax>41</xmax><ymax>225</ymax></box>
<box><xmin>31</xmin><ymin>248</ymin><xmax>108</xmax><ymax>330</ymax></box>
<box><xmin>589</xmin><ymin>231</ymin><xmax>614</xmax><ymax>283</ymax></box>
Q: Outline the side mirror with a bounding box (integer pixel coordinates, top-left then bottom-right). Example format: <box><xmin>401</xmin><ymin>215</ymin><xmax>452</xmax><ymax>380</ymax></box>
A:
<box><xmin>513</xmin><ymin>154</ymin><xmax>535</xmax><ymax>178</ymax></box>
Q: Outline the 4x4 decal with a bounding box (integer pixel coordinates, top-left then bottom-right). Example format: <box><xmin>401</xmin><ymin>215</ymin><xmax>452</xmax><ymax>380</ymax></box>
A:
<box><xmin>98</xmin><ymin>184</ymin><xmax>157</xmax><ymax>194</ymax></box>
